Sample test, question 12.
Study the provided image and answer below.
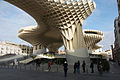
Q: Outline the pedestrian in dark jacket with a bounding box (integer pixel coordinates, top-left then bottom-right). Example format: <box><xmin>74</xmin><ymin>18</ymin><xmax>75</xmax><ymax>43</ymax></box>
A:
<box><xmin>77</xmin><ymin>61</ymin><xmax>80</xmax><ymax>73</ymax></box>
<box><xmin>97</xmin><ymin>61</ymin><xmax>103</xmax><ymax>75</ymax></box>
<box><xmin>48</xmin><ymin>62</ymin><xmax>51</xmax><ymax>71</ymax></box>
<box><xmin>73</xmin><ymin>62</ymin><xmax>77</xmax><ymax>74</ymax></box>
<box><xmin>90</xmin><ymin>61</ymin><xmax>94</xmax><ymax>73</ymax></box>
<box><xmin>82</xmin><ymin>61</ymin><xmax>86</xmax><ymax>73</ymax></box>
<box><xmin>63</xmin><ymin>61</ymin><xmax>68</xmax><ymax>77</ymax></box>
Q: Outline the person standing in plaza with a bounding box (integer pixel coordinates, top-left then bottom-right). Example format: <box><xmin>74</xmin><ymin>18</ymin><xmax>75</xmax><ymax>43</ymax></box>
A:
<box><xmin>63</xmin><ymin>61</ymin><xmax>68</xmax><ymax>77</ymax></box>
<box><xmin>77</xmin><ymin>60</ymin><xmax>80</xmax><ymax>73</ymax></box>
<box><xmin>90</xmin><ymin>61</ymin><xmax>94</xmax><ymax>73</ymax></box>
<box><xmin>36</xmin><ymin>59</ymin><xmax>41</xmax><ymax>70</ymax></box>
<box><xmin>82</xmin><ymin>61</ymin><xmax>86</xmax><ymax>73</ymax></box>
<box><xmin>97</xmin><ymin>60</ymin><xmax>103</xmax><ymax>75</ymax></box>
<box><xmin>73</xmin><ymin>62</ymin><xmax>77</xmax><ymax>74</ymax></box>
<box><xmin>48</xmin><ymin>62</ymin><xmax>51</xmax><ymax>71</ymax></box>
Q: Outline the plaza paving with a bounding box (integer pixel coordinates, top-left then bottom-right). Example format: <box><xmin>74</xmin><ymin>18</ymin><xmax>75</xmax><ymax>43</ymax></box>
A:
<box><xmin>0</xmin><ymin>62</ymin><xmax>120</xmax><ymax>80</ymax></box>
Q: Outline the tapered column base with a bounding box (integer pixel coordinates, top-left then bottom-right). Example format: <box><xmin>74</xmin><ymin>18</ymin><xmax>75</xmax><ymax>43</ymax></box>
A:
<box><xmin>66</xmin><ymin>47</ymin><xmax>90</xmax><ymax>65</ymax></box>
<box><xmin>33</xmin><ymin>49</ymin><xmax>46</xmax><ymax>55</ymax></box>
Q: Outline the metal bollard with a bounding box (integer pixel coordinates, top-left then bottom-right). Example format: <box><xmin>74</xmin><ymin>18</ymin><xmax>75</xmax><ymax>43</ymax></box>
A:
<box><xmin>12</xmin><ymin>65</ymin><xmax>14</xmax><ymax>69</ymax></box>
<box><xmin>30</xmin><ymin>66</ymin><xmax>31</xmax><ymax>70</ymax></box>
<box><xmin>15</xmin><ymin>65</ymin><xmax>17</xmax><ymax>69</ymax></box>
<box><xmin>25</xmin><ymin>65</ymin><xmax>26</xmax><ymax>70</ymax></box>
<box><xmin>86</xmin><ymin>65</ymin><xmax>89</xmax><ymax>74</ymax></box>
<box><xmin>56</xmin><ymin>65</ymin><xmax>58</xmax><ymax>72</ymax></box>
<box><xmin>3</xmin><ymin>65</ymin><xmax>5</xmax><ymax>69</ymax></box>
<box><xmin>42</xmin><ymin>65</ymin><xmax>43</xmax><ymax>71</ymax></box>
<box><xmin>8</xmin><ymin>65</ymin><xmax>9</xmax><ymax>69</ymax></box>
<box><xmin>19</xmin><ymin>65</ymin><xmax>21</xmax><ymax>71</ymax></box>
<box><xmin>35</xmin><ymin>66</ymin><xmax>37</xmax><ymax>71</ymax></box>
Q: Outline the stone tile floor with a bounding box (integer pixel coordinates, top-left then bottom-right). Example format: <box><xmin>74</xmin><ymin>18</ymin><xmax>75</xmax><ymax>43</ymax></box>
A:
<box><xmin>0</xmin><ymin>62</ymin><xmax>119</xmax><ymax>80</ymax></box>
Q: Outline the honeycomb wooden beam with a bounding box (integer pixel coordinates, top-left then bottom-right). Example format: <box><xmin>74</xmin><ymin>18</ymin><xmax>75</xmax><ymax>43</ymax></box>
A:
<box><xmin>5</xmin><ymin>0</ymin><xmax>96</xmax><ymax>65</ymax></box>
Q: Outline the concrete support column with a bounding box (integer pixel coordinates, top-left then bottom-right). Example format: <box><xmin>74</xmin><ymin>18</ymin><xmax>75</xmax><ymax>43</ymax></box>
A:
<box><xmin>37</xmin><ymin>45</ymin><xmax>39</xmax><ymax>50</ymax></box>
<box><xmin>35</xmin><ymin>45</ymin><xmax>37</xmax><ymax>50</ymax></box>
<box><xmin>47</xmin><ymin>43</ymin><xmax>62</xmax><ymax>53</ymax></box>
<box><xmin>57</xmin><ymin>0</ymin><xmax>96</xmax><ymax>65</ymax></box>
<box><xmin>26</xmin><ymin>46</ymin><xmax>27</xmax><ymax>54</ymax></box>
<box><xmin>59</xmin><ymin>22</ymin><xmax>89</xmax><ymax>65</ymax></box>
<box><xmin>48</xmin><ymin>47</ymin><xmax>58</xmax><ymax>52</ymax></box>
<box><xmin>38</xmin><ymin>45</ymin><xmax>41</xmax><ymax>49</ymax></box>
<box><xmin>29</xmin><ymin>47</ymin><xmax>31</xmax><ymax>54</ymax></box>
<box><xmin>33</xmin><ymin>44</ymin><xmax>46</xmax><ymax>54</ymax></box>
<box><xmin>33</xmin><ymin>46</ymin><xmax>36</xmax><ymax>50</ymax></box>
<box><xmin>41</xmin><ymin>45</ymin><xmax>44</xmax><ymax>49</ymax></box>
<box><xmin>33</xmin><ymin>45</ymin><xmax>37</xmax><ymax>50</ymax></box>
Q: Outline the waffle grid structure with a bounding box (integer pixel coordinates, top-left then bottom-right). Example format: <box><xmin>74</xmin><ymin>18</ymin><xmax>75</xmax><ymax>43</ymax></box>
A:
<box><xmin>5</xmin><ymin>0</ymin><xmax>102</xmax><ymax>65</ymax></box>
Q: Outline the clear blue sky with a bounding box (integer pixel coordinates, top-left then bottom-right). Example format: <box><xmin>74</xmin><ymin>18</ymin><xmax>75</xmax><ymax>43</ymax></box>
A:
<box><xmin>0</xmin><ymin>0</ymin><xmax>118</xmax><ymax>50</ymax></box>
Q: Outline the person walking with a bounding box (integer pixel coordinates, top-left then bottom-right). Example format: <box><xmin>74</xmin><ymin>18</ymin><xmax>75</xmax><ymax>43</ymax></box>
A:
<box><xmin>63</xmin><ymin>61</ymin><xmax>68</xmax><ymax>77</ymax></box>
<box><xmin>73</xmin><ymin>62</ymin><xmax>77</xmax><ymax>74</ymax></box>
<box><xmin>97</xmin><ymin>60</ymin><xmax>103</xmax><ymax>75</ymax></box>
<box><xmin>82</xmin><ymin>61</ymin><xmax>86</xmax><ymax>73</ymax></box>
<box><xmin>48</xmin><ymin>62</ymin><xmax>51</xmax><ymax>71</ymax></box>
<box><xmin>76</xmin><ymin>61</ymin><xmax>80</xmax><ymax>73</ymax></box>
<box><xmin>90</xmin><ymin>61</ymin><xmax>94</xmax><ymax>73</ymax></box>
<box><xmin>36</xmin><ymin>60</ymin><xmax>41</xmax><ymax>70</ymax></box>
<box><xmin>38</xmin><ymin>60</ymin><xmax>41</xmax><ymax>67</ymax></box>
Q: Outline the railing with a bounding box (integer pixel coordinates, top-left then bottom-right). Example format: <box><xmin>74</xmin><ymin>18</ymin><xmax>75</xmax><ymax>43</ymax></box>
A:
<box><xmin>0</xmin><ymin>64</ymin><xmax>63</xmax><ymax>72</ymax></box>
<box><xmin>0</xmin><ymin>63</ymin><xmax>100</xmax><ymax>74</ymax></box>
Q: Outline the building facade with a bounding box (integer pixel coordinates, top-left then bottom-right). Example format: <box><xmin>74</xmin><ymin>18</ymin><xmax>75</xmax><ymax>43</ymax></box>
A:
<box><xmin>0</xmin><ymin>41</ymin><xmax>33</xmax><ymax>56</ymax></box>
<box><xmin>113</xmin><ymin>17</ymin><xmax>120</xmax><ymax>61</ymax></box>
<box><xmin>19</xmin><ymin>44</ymin><xmax>33</xmax><ymax>55</ymax></box>
<box><xmin>113</xmin><ymin>0</ymin><xmax>120</xmax><ymax>62</ymax></box>
<box><xmin>0</xmin><ymin>41</ymin><xmax>22</xmax><ymax>55</ymax></box>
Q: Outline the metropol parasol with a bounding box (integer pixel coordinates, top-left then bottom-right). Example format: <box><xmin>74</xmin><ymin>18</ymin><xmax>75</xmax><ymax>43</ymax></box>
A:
<box><xmin>5</xmin><ymin>0</ymin><xmax>103</xmax><ymax>65</ymax></box>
